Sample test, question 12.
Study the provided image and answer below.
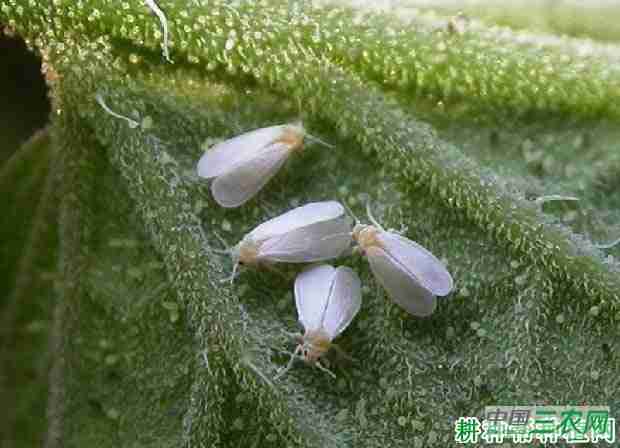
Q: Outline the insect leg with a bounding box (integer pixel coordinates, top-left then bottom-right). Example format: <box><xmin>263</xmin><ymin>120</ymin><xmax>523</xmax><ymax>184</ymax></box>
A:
<box><xmin>314</xmin><ymin>360</ymin><xmax>337</xmax><ymax>379</ymax></box>
<box><xmin>274</xmin><ymin>344</ymin><xmax>302</xmax><ymax>380</ymax></box>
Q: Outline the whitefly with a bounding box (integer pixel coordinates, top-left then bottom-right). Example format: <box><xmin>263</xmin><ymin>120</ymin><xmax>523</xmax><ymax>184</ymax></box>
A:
<box><xmin>218</xmin><ymin>200</ymin><xmax>353</xmax><ymax>282</ymax></box>
<box><xmin>275</xmin><ymin>264</ymin><xmax>361</xmax><ymax>379</ymax></box>
<box><xmin>197</xmin><ymin>122</ymin><xmax>332</xmax><ymax>208</ymax></box>
<box><xmin>352</xmin><ymin>203</ymin><xmax>454</xmax><ymax>317</ymax></box>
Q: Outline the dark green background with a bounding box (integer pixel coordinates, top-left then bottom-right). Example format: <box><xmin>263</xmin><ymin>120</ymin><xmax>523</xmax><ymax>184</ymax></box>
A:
<box><xmin>0</xmin><ymin>32</ymin><xmax>49</xmax><ymax>163</ymax></box>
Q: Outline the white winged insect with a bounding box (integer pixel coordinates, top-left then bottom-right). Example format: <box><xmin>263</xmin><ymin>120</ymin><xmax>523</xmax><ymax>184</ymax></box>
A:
<box><xmin>223</xmin><ymin>201</ymin><xmax>353</xmax><ymax>283</ymax></box>
<box><xmin>197</xmin><ymin>122</ymin><xmax>332</xmax><ymax>208</ymax></box>
<box><xmin>352</xmin><ymin>203</ymin><xmax>453</xmax><ymax>317</ymax></box>
<box><xmin>275</xmin><ymin>264</ymin><xmax>361</xmax><ymax>379</ymax></box>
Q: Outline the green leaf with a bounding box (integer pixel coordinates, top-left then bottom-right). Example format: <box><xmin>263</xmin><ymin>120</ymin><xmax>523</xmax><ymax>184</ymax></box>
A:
<box><xmin>51</xmin><ymin>109</ymin><xmax>195</xmax><ymax>447</ymax></box>
<box><xmin>2</xmin><ymin>1</ymin><xmax>619</xmax><ymax>447</ymax></box>
<box><xmin>0</xmin><ymin>128</ymin><xmax>58</xmax><ymax>447</ymax></box>
<box><xmin>386</xmin><ymin>0</ymin><xmax>620</xmax><ymax>42</ymax></box>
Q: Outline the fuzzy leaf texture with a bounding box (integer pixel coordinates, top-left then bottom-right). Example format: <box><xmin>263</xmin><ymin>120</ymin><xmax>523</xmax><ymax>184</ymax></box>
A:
<box><xmin>1</xmin><ymin>0</ymin><xmax>620</xmax><ymax>447</ymax></box>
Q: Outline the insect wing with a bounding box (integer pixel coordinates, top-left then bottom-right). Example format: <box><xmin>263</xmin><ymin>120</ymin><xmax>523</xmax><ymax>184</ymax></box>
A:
<box><xmin>257</xmin><ymin>214</ymin><xmax>351</xmax><ymax>262</ymax></box>
<box><xmin>197</xmin><ymin>124</ymin><xmax>287</xmax><ymax>179</ymax></box>
<box><xmin>366</xmin><ymin>246</ymin><xmax>437</xmax><ymax>316</ymax></box>
<box><xmin>249</xmin><ymin>201</ymin><xmax>346</xmax><ymax>243</ymax></box>
<box><xmin>294</xmin><ymin>264</ymin><xmax>335</xmax><ymax>333</ymax></box>
<box><xmin>211</xmin><ymin>143</ymin><xmax>290</xmax><ymax>208</ymax></box>
<box><xmin>378</xmin><ymin>232</ymin><xmax>453</xmax><ymax>296</ymax></box>
<box><xmin>321</xmin><ymin>267</ymin><xmax>361</xmax><ymax>340</ymax></box>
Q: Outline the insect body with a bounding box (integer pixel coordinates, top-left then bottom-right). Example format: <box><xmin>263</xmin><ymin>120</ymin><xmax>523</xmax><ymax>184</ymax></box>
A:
<box><xmin>276</xmin><ymin>264</ymin><xmax>361</xmax><ymax>379</ymax></box>
<box><xmin>197</xmin><ymin>123</ymin><xmax>308</xmax><ymax>208</ymax></box>
<box><xmin>228</xmin><ymin>201</ymin><xmax>353</xmax><ymax>281</ymax></box>
<box><xmin>352</xmin><ymin>205</ymin><xmax>453</xmax><ymax>316</ymax></box>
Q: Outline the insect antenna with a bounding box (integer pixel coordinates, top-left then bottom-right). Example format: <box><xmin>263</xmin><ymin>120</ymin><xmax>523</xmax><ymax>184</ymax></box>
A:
<box><xmin>241</xmin><ymin>356</ymin><xmax>275</xmax><ymax>389</ymax></box>
<box><xmin>365</xmin><ymin>201</ymin><xmax>385</xmax><ymax>231</ymax></box>
<box><xmin>292</xmin><ymin>96</ymin><xmax>334</xmax><ymax>149</ymax></box>
<box><xmin>341</xmin><ymin>202</ymin><xmax>361</xmax><ymax>227</ymax></box>
<box><xmin>281</xmin><ymin>330</ymin><xmax>303</xmax><ymax>342</ymax></box>
<box><xmin>305</xmin><ymin>133</ymin><xmax>335</xmax><ymax>149</ymax></box>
